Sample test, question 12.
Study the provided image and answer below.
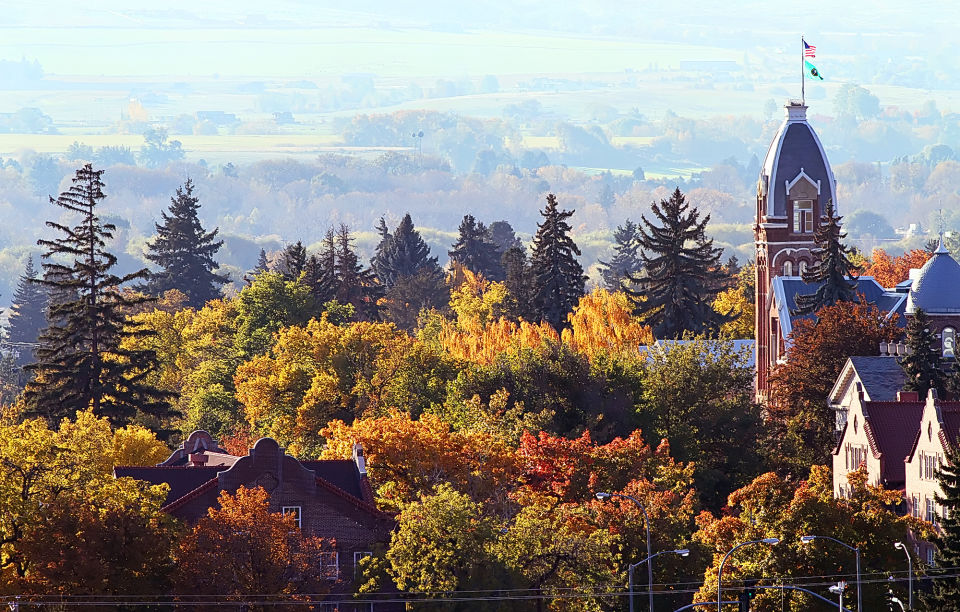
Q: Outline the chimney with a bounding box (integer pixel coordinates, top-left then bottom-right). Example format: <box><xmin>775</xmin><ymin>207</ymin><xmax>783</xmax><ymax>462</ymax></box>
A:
<box><xmin>188</xmin><ymin>453</ymin><xmax>209</xmax><ymax>467</ymax></box>
<box><xmin>352</xmin><ymin>443</ymin><xmax>366</xmax><ymax>475</ymax></box>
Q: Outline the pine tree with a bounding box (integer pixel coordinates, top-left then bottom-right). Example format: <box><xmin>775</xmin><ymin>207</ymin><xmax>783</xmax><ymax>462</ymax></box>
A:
<box><xmin>370</xmin><ymin>217</ymin><xmax>396</xmax><ymax>287</ymax></box>
<box><xmin>626</xmin><ymin>187</ymin><xmax>729</xmax><ymax>338</ymax></box>
<box><xmin>899</xmin><ymin>307</ymin><xmax>947</xmax><ymax>398</ymax></box>
<box><xmin>303</xmin><ymin>231</ymin><xmax>338</xmax><ymax>307</ymax></box>
<box><xmin>793</xmin><ymin>199</ymin><xmax>862</xmax><ymax>315</ymax></box>
<box><xmin>143</xmin><ymin>179</ymin><xmax>228</xmax><ymax>309</ymax></box>
<box><xmin>598</xmin><ymin>219</ymin><xmax>642</xmax><ymax>291</ymax></box>
<box><xmin>24</xmin><ymin>164</ymin><xmax>174</xmax><ymax>426</ymax></box>
<box><xmin>448</xmin><ymin>214</ymin><xmax>504</xmax><ymax>280</ymax></box>
<box><xmin>7</xmin><ymin>254</ymin><xmax>47</xmax><ymax>365</ymax></box>
<box><xmin>277</xmin><ymin>241</ymin><xmax>307</xmax><ymax>281</ymax></box>
<box><xmin>923</xmin><ymin>441</ymin><xmax>960</xmax><ymax>607</ymax></box>
<box><xmin>529</xmin><ymin>194</ymin><xmax>585</xmax><ymax>331</ymax></box>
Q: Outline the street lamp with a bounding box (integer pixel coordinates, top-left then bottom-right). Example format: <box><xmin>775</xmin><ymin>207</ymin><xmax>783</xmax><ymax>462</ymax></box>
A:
<box><xmin>717</xmin><ymin>538</ymin><xmax>778</xmax><ymax>611</ymax></box>
<box><xmin>894</xmin><ymin>541</ymin><xmax>913</xmax><ymax>610</ymax></box>
<box><xmin>630</xmin><ymin>549</ymin><xmax>689</xmax><ymax>612</ymax></box>
<box><xmin>596</xmin><ymin>492</ymin><xmax>653</xmax><ymax>612</ymax></box>
<box><xmin>828</xmin><ymin>581</ymin><xmax>846</xmax><ymax>610</ymax></box>
<box><xmin>801</xmin><ymin>535</ymin><xmax>860</xmax><ymax>611</ymax></box>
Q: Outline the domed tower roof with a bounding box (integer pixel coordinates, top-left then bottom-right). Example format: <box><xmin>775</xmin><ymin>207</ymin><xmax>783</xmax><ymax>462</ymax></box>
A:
<box><xmin>907</xmin><ymin>241</ymin><xmax>960</xmax><ymax>314</ymax></box>
<box><xmin>758</xmin><ymin>102</ymin><xmax>836</xmax><ymax>217</ymax></box>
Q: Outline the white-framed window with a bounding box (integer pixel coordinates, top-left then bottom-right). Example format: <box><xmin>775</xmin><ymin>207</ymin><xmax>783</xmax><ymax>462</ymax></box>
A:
<box><xmin>911</xmin><ymin>494</ymin><xmax>920</xmax><ymax>518</ymax></box>
<box><xmin>353</xmin><ymin>551</ymin><xmax>372</xmax><ymax>579</ymax></box>
<box><xmin>845</xmin><ymin>443</ymin><xmax>867</xmax><ymax>471</ymax></box>
<box><xmin>920</xmin><ymin>452</ymin><xmax>942</xmax><ymax>480</ymax></box>
<box><xmin>927</xmin><ymin>546</ymin><xmax>937</xmax><ymax>566</ymax></box>
<box><xmin>799</xmin><ymin>260</ymin><xmax>808</xmax><ymax>275</ymax></box>
<box><xmin>320</xmin><ymin>551</ymin><xmax>339</xmax><ymax>581</ymax></box>
<box><xmin>926</xmin><ymin>497</ymin><xmax>937</xmax><ymax>524</ymax></box>
<box><xmin>282</xmin><ymin>506</ymin><xmax>302</xmax><ymax>529</ymax></box>
<box><xmin>782</xmin><ymin>261</ymin><xmax>793</xmax><ymax>276</ymax></box>
<box><xmin>943</xmin><ymin>327</ymin><xmax>956</xmax><ymax>357</ymax></box>
<box><xmin>793</xmin><ymin>200</ymin><xmax>813</xmax><ymax>233</ymax></box>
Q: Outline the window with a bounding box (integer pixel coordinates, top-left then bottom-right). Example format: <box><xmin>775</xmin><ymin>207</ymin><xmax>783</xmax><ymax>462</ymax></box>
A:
<box><xmin>793</xmin><ymin>200</ymin><xmax>813</xmax><ymax>233</ymax></box>
<box><xmin>927</xmin><ymin>497</ymin><xmax>937</xmax><ymax>524</ymax></box>
<box><xmin>911</xmin><ymin>494</ymin><xmax>920</xmax><ymax>518</ymax></box>
<box><xmin>927</xmin><ymin>546</ymin><xmax>937</xmax><ymax>566</ymax></box>
<box><xmin>943</xmin><ymin>327</ymin><xmax>956</xmax><ymax>357</ymax></box>
<box><xmin>282</xmin><ymin>506</ymin><xmax>302</xmax><ymax>529</ymax></box>
<box><xmin>920</xmin><ymin>452</ymin><xmax>942</xmax><ymax>480</ymax></box>
<box><xmin>799</xmin><ymin>260</ymin><xmax>808</xmax><ymax>275</ymax></box>
<box><xmin>844</xmin><ymin>443</ymin><xmax>867</xmax><ymax>472</ymax></box>
<box><xmin>782</xmin><ymin>261</ymin><xmax>793</xmax><ymax>276</ymax></box>
<box><xmin>353</xmin><ymin>551</ymin><xmax>372</xmax><ymax>579</ymax></box>
<box><xmin>320</xmin><ymin>551</ymin><xmax>339</xmax><ymax>581</ymax></box>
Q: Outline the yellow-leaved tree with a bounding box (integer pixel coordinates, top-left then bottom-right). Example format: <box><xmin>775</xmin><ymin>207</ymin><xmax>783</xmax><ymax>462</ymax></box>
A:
<box><xmin>561</xmin><ymin>288</ymin><xmax>654</xmax><ymax>359</ymax></box>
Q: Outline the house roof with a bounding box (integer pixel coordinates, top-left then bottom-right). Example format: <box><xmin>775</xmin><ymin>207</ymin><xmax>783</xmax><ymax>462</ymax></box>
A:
<box><xmin>847</xmin><ymin>356</ymin><xmax>907</xmax><ymax>401</ymax></box>
<box><xmin>861</xmin><ymin>400</ymin><xmax>924</xmax><ymax>486</ymax></box>
<box><xmin>771</xmin><ymin>276</ymin><xmax>907</xmax><ymax>342</ymax></box>
<box><xmin>302</xmin><ymin>459</ymin><xmax>365</xmax><ymax>500</ymax></box>
<box><xmin>114</xmin><ymin>465</ymin><xmax>223</xmax><ymax>506</ymax></box>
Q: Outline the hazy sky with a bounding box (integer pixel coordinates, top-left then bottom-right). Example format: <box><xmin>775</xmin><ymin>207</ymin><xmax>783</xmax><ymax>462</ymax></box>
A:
<box><xmin>3</xmin><ymin>0</ymin><xmax>956</xmax><ymax>81</ymax></box>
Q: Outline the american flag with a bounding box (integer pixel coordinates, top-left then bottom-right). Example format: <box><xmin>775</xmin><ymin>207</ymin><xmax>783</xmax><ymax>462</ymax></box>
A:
<box><xmin>803</xmin><ymin>40</ymin><xmax>816</xmax><ymax>58</ymax></box>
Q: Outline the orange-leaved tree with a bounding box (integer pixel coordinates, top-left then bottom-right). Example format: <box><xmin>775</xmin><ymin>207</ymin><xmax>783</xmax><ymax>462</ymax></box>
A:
<box><xmin>767</xmin><ymin>299</ymin><xmax>900</xmax><ymax>475</ymax></box>
<box><xmin>560</xmin><ymin>288</ymin><xmax>654</xmax><ymax>360</ymax></box>
<box><xmin>173</xmin><ymin>486</ymin><xmax>334</xmax><ymax>611</ymax></box>
<box><xmin>692</xmin><ymin>466</ymin><xmax>931</xmax><ymax>611</ymax></box>
<box><xmin>320</xmin><ymin>410</ymin><xmax>522</xmax><ymax>513</ymax></box>
<box><xmin>863</xmin><ymin>248</ymin><xmax>932</xmax><ymax>288</ymax></box>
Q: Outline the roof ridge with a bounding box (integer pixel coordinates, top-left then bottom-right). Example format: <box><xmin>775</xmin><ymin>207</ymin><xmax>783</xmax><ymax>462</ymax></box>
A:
<box><xmin>161</xmin><ymin>477</ymin><xmax>219</xmax><ymax>513</ymax></box>
<box><xmin>314</xmin><ymin>475</ymin><xmax>394</xmax><ymax>520</ymax></box>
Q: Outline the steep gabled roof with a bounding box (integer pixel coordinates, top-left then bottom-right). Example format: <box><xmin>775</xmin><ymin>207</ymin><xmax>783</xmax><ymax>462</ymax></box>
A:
<box><xmin>114</xmin><ymin>465</ymin><xmax>223</xmax><ymax>506</ymax></box>
<box><xmin>860</xmin><ymin>400</ymin><xmax>924</xmax><ymax>486</ymax></box>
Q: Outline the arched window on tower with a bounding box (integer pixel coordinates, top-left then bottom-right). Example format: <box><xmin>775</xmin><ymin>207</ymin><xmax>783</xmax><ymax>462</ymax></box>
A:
<box><xmin>943</xmin><ymin>327</ymin><xmax>955</xmax><ymax>358</ymax></box>
<box><xmin>782</xmin><ymin>261</ymin><xmax>793</xmax><ymax>276</ymax></box>
<box><xmin>799</xmin><ymin>260</ymin><xmax>808</xmax><ymax>275</ymax></box>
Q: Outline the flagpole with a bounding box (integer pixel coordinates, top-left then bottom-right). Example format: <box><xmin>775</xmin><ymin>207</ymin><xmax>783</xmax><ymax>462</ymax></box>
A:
<box><xmin>801</xmin><ymin>36</ymin><xmax>805</xmax><ymax>105</ymax></box>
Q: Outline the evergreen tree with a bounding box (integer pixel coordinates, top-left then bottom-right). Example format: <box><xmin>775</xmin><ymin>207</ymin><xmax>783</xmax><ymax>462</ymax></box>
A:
<box><xmin>303</xmin><ymin>231</ymin><xmax>338</xmax><ymax>307</ymax></box>
<box><xmin>277</xmin><ymin>241</ymin><xmax>307</xmax><ymax>281</ymax></box>
<box><xmin>899</xmin><ymin>307</ymin><xmax>947</xmax><ymax>398</ymax></box>
<box><xmin>598</xmin><ymin>219</ymin><xmax>642</xmax><ymax>291</ymax></box>
<box><xmin>923</xmin><ymin>441</ymin><xmax>960</xmax><ymax>608</ymax></box>
<box><xmin>793</xmin><ymin>199</ymin><xmax>862</xmax><ymax>315</ymax></box>
<box><xmin>7</xmin><ymin>255</ymin><xmax>47</xmax><ymax>365</ymax></box>
<box><xmin>24</xmin><ymin>164</ymin><xmax>174</xmax><ymax>426</ymax></box>
<box><xmin>254</xmin><ymin>248</ymin><xmax>269</xmax><ymax>274</ymax></box>
<box><xmin>501</xmin><ymin>245</ymin><xmax>535</xmax><ymax>321</ymax></box>
<box><xmin>487</xmin><ymin>220</ymin><xmax>522</xmax><ymax>254</ymax></box>
<box><xmin>448</xmin><ymin>214</ymin><xmax>504</xmax><ymax>280</ymax></box>
<box><xmin>334</xmin><ymin>224</ymin><xmax>381</xmax><ymax>321</ymax></box>
<box><xmin>371</xmin><ymin>213</ymin><xmax>441</xmax><ymax>289</ymax></box>
<box><xmin>370</xmin><ymin>217</ymin><xmax>396</xmax><ymax>287</ymax></box>
<box><xmin>626</xmin><ymin>187</ymin><xmax>729</xmax><ymax>338</ymax></box>
<box><xmin>529</xmin><ymin>194</ymin><xmax>586</xmax><ymax>331</ymax></box>
<box><xmin>142</xmin><ymin>179</ymin><xmax>228</xmax><ymax>309</ymax></box>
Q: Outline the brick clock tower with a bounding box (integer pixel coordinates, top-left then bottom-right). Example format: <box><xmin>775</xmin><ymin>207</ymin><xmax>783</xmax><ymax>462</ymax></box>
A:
<box><xmin>755</xmin><ymin>101</ymin><xmax>837</xmax><ymax>401</ymax></box>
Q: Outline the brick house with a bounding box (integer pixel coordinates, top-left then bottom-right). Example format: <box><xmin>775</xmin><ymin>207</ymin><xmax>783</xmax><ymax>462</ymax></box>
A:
<box><xmin>115</xmin><ymin>430</ymin><xmax>397</xmax><ymax>611</ymax></box>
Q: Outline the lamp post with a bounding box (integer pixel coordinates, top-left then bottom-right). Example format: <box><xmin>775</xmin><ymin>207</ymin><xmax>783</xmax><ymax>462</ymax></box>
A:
<box><xmin>596</xmin><ymin>492</ymin><xmax>652</xmax><ymax>612</ymax></box>
<box><xmin>801</xmin><ymin>535</ymin><xmax>860</xmax><ymax>611</ymax></box>
<box><xmin>629</xmin><ymin>549</ymin><xmax>689</xmax><ymax>612</ymax></box>
<box><xmin>716</xmin><ymin>538</ymin><xmax>779</xmax><ymax>611</ymax></box>
<box><xmin>894</xmin><ymin>541</ymin><xmax>913</xmax><ymax>610</ymax></box>
<box><xmin>829</xmin><ymin>581</ymin><xmax>846</xmax><ymax>611</ymax></box>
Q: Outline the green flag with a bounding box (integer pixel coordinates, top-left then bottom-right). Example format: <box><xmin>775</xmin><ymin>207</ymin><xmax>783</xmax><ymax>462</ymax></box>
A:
<box><xmin>805</xmin><ymin>60</ymin><xmax>824</xmax><ymax>80</ymax></box>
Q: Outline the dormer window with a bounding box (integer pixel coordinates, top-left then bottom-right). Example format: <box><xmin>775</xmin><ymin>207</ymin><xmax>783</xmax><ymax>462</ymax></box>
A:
<box><xmin>793</xmin><ymin>200</ymin><xmax>813</xmax><ymax>233</ymax></box>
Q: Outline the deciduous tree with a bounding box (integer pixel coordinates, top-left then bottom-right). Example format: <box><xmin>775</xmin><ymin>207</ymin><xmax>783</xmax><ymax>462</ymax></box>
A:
<box><xmin>862</xmin><ymin>248</ymin><xmax>931</xmax><ymax>288</ymax></box>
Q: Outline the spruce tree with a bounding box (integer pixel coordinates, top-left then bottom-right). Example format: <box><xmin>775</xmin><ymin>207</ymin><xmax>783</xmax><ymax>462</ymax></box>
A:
<box><xmin>253</xmin><ymin>248</ymin><xmax>270</xmax><ymax>274</ymax></box>
<box><xmin>487</xmin><ymin>220</ymin><xmax>522</xmax><ymax>254</ymax></box>
<box><xmin>899</xmin><ymin>307</ymin><xmax>947</xmax><ymax>398</ymax></box>
<box><xmin>7</xmin><ymin>254</ymin><xmax>47</xmax><ymax>365</ymax></box>
<box><xmin>923</xmin><ymin>441</ymin><xmax>960</xmax><ymax>607</ymax></box>
<box><xmin>143</xmin><ymin>179</ymin><xmax>228</xmax><ymax>309</ymax></box>
<box><xmin>371</xmin><ymin>213</ymin><xmax>442</xmax><ymax>289</ymax></box>
<box><xmin>278</xmin><ymin>240</ymin><xmax>308</xmax><ymax>281</ymax></box>
<box><xmin>598</xmin><ymin>219</ymin><xmax>642</xmax><ymax>291</ymax></box>
<box><xmin>626</xmin><ymin>187</ymin><xmax>729</xmax><ymax>338</ymax></box>
<box><xmin>24</xmin><ymin>164</ymin><xmax>174</xmax><ymax>426</ymax></box>
<box><xmin>793</xmin><ymin>199</ymin><xmax>862</xmax><ymax>315</ymax></box>
<box><xmin>303</xmin><ymin>231</ymin><xmax>338</xmax><ymax>307</ymax></box>
<box><xmin>448</xmin><ymin>214</ymin><xmax>504</xmax><ymax>280</ymax></box>
<box><xmin>529</xmin><ymin>194</ymin><xmax>585</xmax><ymax>331</ymax></box>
